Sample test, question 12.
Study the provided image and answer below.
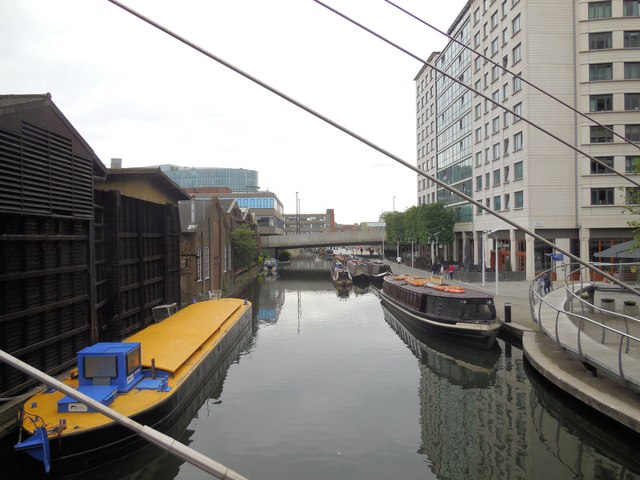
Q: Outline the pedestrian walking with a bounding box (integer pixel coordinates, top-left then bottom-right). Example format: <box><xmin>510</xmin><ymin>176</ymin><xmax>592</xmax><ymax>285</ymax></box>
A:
<box><xmin>537</xmin><ymin>275</ymin><xmax>545</xmax><ymax>296</ymax></box>
<box><xmin>544</xmin><ymin>273</ymin><xmax>551</xmax><ymax>294</ymax></box>
<box><xmin>448</xmin><ymin>264</ymin><xmax>455</xmax><ymax>280</ymax></box>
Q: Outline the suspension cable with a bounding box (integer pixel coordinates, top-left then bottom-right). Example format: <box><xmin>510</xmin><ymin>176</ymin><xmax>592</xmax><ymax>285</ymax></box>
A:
<box><xmin>311</xmin><ymin>0</ymin><xmax>640</xmax><ymax>188</ymax></box>
<box><xmin>104</xmin><ymin>0</ymin><xmax>640</xmax><ymax>295</ymax></box>
<box><xmin>384</xmin><ymin>0</ymin><xmax>640</xmax><ymax>152</ymax></box>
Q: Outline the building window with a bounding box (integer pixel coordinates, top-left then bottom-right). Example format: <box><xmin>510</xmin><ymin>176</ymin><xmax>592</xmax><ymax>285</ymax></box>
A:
<box><xmin>492</xmin><ymin>90</ymin><xmax>500</xmax><ymax>108</ymax></box>
<box><xmin>504</xmin><ymin>138</ymin><xmax>510</xmax><ymax>156</ymax></box>
<box><xmin>477</xmin><ymin>202</ymin><xmax>483</xmax><ymax>215</ymax></box>
<box><xmin>504</xmin><ymin>165</ymin><xmax>510</xmax><ymax>181</ymax></box>
<box><xmin>493</xmin><ymin>143</ymin><xmax>501</xmax><ymax>160</ymax></box>
<box><xmin>625</xmin><ymin>93</ymin><xmax>640</xmax><ymax>110</ymax></box>
<box><xmin>503</xmin><ymin>82</ymin><xmax>509</xmax><ymax>100</ymax></box>
<box><xmin>512</xmin><ymin>43</ymin><xmax>522</xmax><ymax>64</ymax></box>
<box><xmin>514</xmin><ymin>132</ymin><xmax>523</xmax><ymax>150</ymax></box>
<box><xmin>475</xmin><ymin>127</ymin><xmax>482</xmax><ymax>143</ymax></box>
<box><xmin>474</xmin><ymin>7</ymin><xmax>480</xmax><ymax>23</ymax></box>
<box><xmin>513</xmin><ymin>102</ymin><xmax>523</xmax><ymax>122</ymax></box>
<box><xmin>626</xmin><ymin>125</ymin><xmax>640</xmax><ymax>142</ymax></box>
<box><xmin>502</xmin><ymin>29</ymin><xmax>508</xmax><ymax>46</ymax></box>
<box><xmin>512</xmin><ymin>14</ymin><xmax>521</xmax><ymax>34</ymax></box>
<box><xmin>590</xmin><ymin>125</ymin><xmax>614</xmax><ymax>143</ymax></box>
<box><xmin>513</xmin><ymin>74</ymin><xmax>522</xmax><ymax>92</ymax></box>
<box><xmin>514</xmin><ymin>161</ymin><xmax>524</xmax><ymax>179</ymax></box>
<box><xmin>494</xmin><ymin>195</ymin><xmax>502</xmax><ymax>211</ymax></box>
<box><xmin>588</xmin><ymin>1</ymin><xmax>612</xmax><ymax>19</ymax></box>
<box><xmin>624</xmin><ymin>0</ymin><xmax>640</xmax><ymax>16</ymax></box>
<box><xmin>591</xmin><ymin>156</ymin><xmax>614</xmax><ymax>174</ymax></box>
<box><xmin>590</xmin><ymin>94</ymin><xmax>613</xmax><ymax>112</ymax></box>
<box><xmin>474</xmin><ymin>32</ymin><xmax>481</xmax><ymax>47</ymax></box>
<box><xmin>486</xmin><ymin>197</ymin><xmax>491</xmax><ymax>209</ymax></box>
<box><xmin>492</xmin><ymin>64</ymin><xmax>500</xmax><ymax>80</ymax></box>
<box><xmin>485</xmin><ymin>172</ymin><xmax>491</xmax><ymax>188</ymax></box>
<box><xmin>625</xmin><ymin>62</ymin><xmax>640</xmax><ymax>79</ymax></box>
<box><xmin>475</xmin><ymin>103</ymin><xmax>482</xmax><ymax>119</ymax></box>
<box><xmin>591</xmin><ymin>188</ymin><xmax>615</xmax><ymax>205</ymax></box>
<box><xmin>505</xmin><ymin>193</ymin><xmax>510</xmax><ymax>209</ymax></box>
<box><xmin>476</xmin><ymin>151</ymin><xmax>483</xmax><ymax>167</ymax></box>
<box><xmin>515</xmin><ymin>190</ymin><xmax>524</xmax><ymax>208</ymax></box>
<box><xmin>590</xmin><ymin>63</ymin><xmax>613</xmax><ymax>81</ymax></box>
<box><xmin>476</xmin><ymin>175</ymin><xmax>483</xmax><ymax>191</ymax></box>
<box><xmin>491</xmin><ymin>38</ymin><xmax>499</xmax><ymax>56</ymax></box>
<box><xmin>503</xmin><ymin>111</ymin><xmax>510</xmax><ymax>128</ymax></box>
<box><xmin>494</xmin><ymin>169</ymin><xmax>501</xmax><ymax>185</ymax></box>
<box><xmin>589</xmin><ymin>32</ymin><xmax>612</xmax><ymax>49</ymax></box>
<box><xmin>492</xmin><ymin>116</ymin><xmax>500</xmax><ymax>134</ymax></box>
<box><xmin>624</xmin><ymin>31</ymin><xmax>640</xmax><ymax>48</ymax></box>
<box><xmin>626</xmin><ymin>156</ymin><xmax>640</xmax><ymax>173</ymax></box>
<box><xmin>203</xmin><ymin>247</ymin><xmax>210</xmax><ymax>279</ymax></box>
<box><xmin>491</xmin><ymin>10</ymin><xmax>499</xmax><ymax>28</ymax></box>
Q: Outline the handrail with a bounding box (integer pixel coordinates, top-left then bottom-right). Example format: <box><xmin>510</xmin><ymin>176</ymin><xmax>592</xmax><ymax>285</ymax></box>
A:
<box><xmin>530</xmin><ymin>264</ymin><xmax>640</xmax><ymax>384</ymax></box>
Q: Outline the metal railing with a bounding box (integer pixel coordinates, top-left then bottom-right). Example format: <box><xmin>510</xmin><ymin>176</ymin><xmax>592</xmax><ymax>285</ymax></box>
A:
<box><xmin>530</xmin><ymin>263</ymin><xmax>640</xmax><ymax>385</ymax></box>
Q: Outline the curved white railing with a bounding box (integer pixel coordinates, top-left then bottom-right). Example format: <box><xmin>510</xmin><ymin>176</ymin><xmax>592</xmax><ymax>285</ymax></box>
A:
<box><xmin>530</xmin><ymin>263</ymin><xmax>640</xmax><ymax>386</ymax></box>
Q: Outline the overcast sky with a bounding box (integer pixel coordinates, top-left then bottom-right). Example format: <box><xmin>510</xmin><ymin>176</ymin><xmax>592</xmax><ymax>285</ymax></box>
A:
<box><xmin>2</xmin><ymin>0</ymin><xmax>467</xmax><ymax>224</ymax></box>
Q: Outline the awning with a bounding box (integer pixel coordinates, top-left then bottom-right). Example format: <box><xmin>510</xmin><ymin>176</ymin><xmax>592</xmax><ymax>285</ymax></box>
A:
<box><xmin>594</xmin><ymin>240</ymin><xmax>640</xmax><ymax>259</ymax></box>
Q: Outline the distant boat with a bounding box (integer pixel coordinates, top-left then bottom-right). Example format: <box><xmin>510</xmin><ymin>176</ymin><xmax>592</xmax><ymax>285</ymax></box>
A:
<box><xmin>331</xmin><ymin>261</ymin><xmax>352</xmax><ymax>287</ymax></box>
<box><xmin>263</xmin><ymin>257</ymin><xmax>278</xmax><ymax>274</ymax></box>
<box><xmin>14</xmin><ymin>299</ymin><xmax>252</xmax><ymax>474</ymax></box>
<box><xmin>377</xmin><ymin>275</ymin><xmax>499</xmax><ymax>349</ymax></box>
<box><xmin>363</xmin><ymin>259</ymin><xmax>393</xmax><ymax>287</ymax></box>
<box><xmin>346</xmin><ymin>257</ymin><xmax>369</xmax><ymax>283</ymax></box>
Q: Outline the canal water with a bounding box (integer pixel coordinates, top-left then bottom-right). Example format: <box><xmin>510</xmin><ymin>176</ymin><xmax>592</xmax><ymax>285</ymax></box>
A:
<box><xmin>4</xmin><ymin>254</ymin><xmax>640</xmax><ymax>479</ymax></box>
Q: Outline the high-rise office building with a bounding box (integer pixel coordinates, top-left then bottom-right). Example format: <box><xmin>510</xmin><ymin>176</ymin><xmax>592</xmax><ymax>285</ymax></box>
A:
<box><xmin>416</xmin><ymin>0</ymin><xmax>640</xmax><ymax>280</ymax></box>
<box><xmin>158</xmin><ymin>165</ymin><xmax>259</xmax><ymax>192</ymax></box>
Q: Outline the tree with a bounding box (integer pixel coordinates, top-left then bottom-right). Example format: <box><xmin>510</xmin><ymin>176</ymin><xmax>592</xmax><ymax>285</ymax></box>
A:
<box><xmin>621</xmin><ymin>156</ymin><xmax>640</xmax><ymax>248</ymax></box>
<box><xmin>232</xmin><ymin>224</ymin><xmax>258</xmax><ymax>270</ymax></box>
<box><xmin>404</xmin><ymin>203</ymin><xmax>456</xmax><ymax>245</ymax></box>
<box><xmin>383</xmin><ymin>211</ymin><xmax>405</xmax><ymax>244</ymax></box>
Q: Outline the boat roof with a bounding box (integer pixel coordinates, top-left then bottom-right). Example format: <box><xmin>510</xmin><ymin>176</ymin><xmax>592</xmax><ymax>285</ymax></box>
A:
<box><xmin>126</xmin><ymin>299</ymin><xmax>244</xmax><ymax>373</ymax></box>
<box><xmin>384</xmin><ymin>275</ymin><xmax>493</xmax><ymax>300</ymax></box>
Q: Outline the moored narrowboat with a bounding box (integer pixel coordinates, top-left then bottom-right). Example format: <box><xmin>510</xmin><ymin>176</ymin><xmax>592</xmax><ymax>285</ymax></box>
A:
<box><xmin>14</xmin><ymin>298</ymin><xmax>252</xmax><ymax>474</ymax></box>
<box><xmin>378</xmin><ymin>275</ymin><xmax>499</xmax><ymax>349</ymax></box>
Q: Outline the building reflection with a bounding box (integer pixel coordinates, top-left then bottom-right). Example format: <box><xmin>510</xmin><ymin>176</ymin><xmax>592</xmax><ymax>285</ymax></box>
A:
<box><xmin>381</xmin><ymin>304</ymin><xmax>640</xmax><ymax>479</ymax></box>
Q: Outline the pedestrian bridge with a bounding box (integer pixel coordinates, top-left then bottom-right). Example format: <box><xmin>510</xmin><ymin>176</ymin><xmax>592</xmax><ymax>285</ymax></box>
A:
<box><xmin>260</xmin><ymin>231</ymin><xmax>384</xmax><ymax>249</ymax></box>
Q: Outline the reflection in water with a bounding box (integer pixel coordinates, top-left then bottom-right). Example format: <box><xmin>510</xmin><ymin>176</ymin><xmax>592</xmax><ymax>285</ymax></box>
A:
<box><xmin>382</xmin><ymin>300</ymin><xmax>640</xmax><ymax>479</ymax></box>
<box><xmin>526</xmin><ymin>362</ymin><xmax>640</xmax><ymax>479</ymax></box>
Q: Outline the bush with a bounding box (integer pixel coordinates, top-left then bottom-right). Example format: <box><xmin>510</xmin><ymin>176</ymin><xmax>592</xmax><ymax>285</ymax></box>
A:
<box><xmin>277</xmin><ymin>250</ymin><xmax>291</xmax><ymax>261</ymax></box>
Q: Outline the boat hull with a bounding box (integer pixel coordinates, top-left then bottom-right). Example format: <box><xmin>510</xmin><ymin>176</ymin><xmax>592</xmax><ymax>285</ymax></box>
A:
<box><xmin>378</xmin><ymin>276</ymin><xmax>499</xmax><ymax>349</ymax></box>
<box><xmin>18</xmin><ymin>301</ymin><xmax>252</xmax><ymax>474</ymax></box>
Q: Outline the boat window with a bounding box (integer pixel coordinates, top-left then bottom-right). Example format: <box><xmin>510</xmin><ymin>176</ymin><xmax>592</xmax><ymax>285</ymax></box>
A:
<box><xmin>127</xmin><ymin>347</ymin><xmax>141</xmax><ymax>375</ymax></box>
<box><xmin>462</xmin><ymin>300</ymin><xmax>497</xmax><ymax>320</ymax></box>
<box><xmin>84</xmin><ymin>355</ymin><xmax>117</xmax><ymax>378</ymax></box>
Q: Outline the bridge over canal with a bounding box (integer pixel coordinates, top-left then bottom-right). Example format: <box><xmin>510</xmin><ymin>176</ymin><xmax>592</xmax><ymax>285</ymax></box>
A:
<box><xmin>260</xmin><ymin>231</ymin><xmax>384</xmax><ymax>249</ymax></box>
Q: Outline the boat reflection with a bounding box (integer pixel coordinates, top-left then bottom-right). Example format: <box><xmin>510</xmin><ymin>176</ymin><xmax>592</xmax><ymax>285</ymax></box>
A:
<box><xmin>381</xmin><ymin>302</ymin><xmax>501</xmax><ymax>388</ymax></box>
<box><xmin>334</xmin><ymin>285</ymin><xmax>352</xmax><ymax>299</ymax></box>
<box><xmin>525</xmin><ymin>361</ymin><xmax>640</xmax><ymax>478</ymax></box>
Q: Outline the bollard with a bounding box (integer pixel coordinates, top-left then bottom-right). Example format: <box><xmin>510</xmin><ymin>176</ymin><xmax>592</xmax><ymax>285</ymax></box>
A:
<box><xmin>504</xmin><ymin>303</ymin><xmax>512</xmax><ymax>323</ymax></box>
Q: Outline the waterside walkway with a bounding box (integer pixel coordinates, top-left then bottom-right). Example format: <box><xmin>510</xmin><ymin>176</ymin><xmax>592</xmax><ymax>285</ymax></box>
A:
<box><xmin>381</xmin><ymin>259</ymin><xmax>640</xmax><ymax>435</ymax></box>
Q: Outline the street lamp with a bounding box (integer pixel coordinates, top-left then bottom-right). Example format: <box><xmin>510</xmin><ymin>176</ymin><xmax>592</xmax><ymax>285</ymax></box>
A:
<box><xmin>428</xmin><ymin>233</ymin><xmax>439</xmax><ymax>265</ymax></box>
<box><xmin>410</xmin><ymin>238</ymin><xmax>416</xmax><ymax>268</ymax></box>
<box><xmin>393</xmin><ymin>196</ymin><xmax>396</xmax><ymax>212</ymax></box>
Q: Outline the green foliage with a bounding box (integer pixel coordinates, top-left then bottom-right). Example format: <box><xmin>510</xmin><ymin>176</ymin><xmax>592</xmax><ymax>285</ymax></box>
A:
<box><xmin>622</xmin><ymin>156</ymin><xmax>640</xmax><ymax>249</ymax></box>
<box><xmin>232</xmin><ymin>224</ymin><xmax>258</xmax><ymax>269</ymax></box>
<box><xmin>385</xmin><ymin>203</ymin><xmax>455</xmax><ymax>247</ymax></box>
<box><xmin>277</xmin><ymin>249</ymin><xmax>291</xmax><ymax>261</ymax></box>
<box><xmin>383</xmin><ymin>211</ymin><xmax>405</xmax><ymax>244</ymax></box>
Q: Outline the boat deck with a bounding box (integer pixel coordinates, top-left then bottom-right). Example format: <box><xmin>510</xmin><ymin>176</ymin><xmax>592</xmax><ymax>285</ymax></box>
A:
<box><xmin>127</xmin><ymin>299</ymin><xmax>243</xmax><ymax>373</ymax></box>
<box><xmin>385</xmin><ymin>275</ymin><xmax>493</xmax><ymax>299</ymax></box>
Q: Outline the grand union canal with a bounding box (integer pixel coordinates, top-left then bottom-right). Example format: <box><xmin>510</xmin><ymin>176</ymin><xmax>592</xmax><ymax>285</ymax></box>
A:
<box><xmin>3</xmin><ymin>254</ymin><xmax>640</xmax><ymax>479</ymax></box>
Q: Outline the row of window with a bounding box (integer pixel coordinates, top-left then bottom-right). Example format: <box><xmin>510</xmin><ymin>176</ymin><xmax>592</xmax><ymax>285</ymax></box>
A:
<box><xmin>475</xmin><ymin>161</ymin><xmax>524</xmax><ymax>191</ymax></box>
<box><xmin>588</xmin><ymin>1</ymin><xmax>640</xmax><ymax>19</ymax></box>
<box><xmin>590</xmin><ymin>124</ymin><xmax>640</xmax><ymax>142</ymax></box>
<box><xmin>589</xmin><ymin>93</ymin><xmax>640</xmax><ymax>111</ymax></box>
<box><xmin>591</xmin><ymin>187</ymin><xmax>640</xmax><ymax>205</ymax></box>
<box><xmin>590</xmin><ymin>155</ymin><xmax>639</xmax><ymax>173</ymax></box>
<box><xmin>474</xmin><ymin>131</ymin><xmax>524</xmax><ymax>164</ymax></box>
<box><xmin>590</xmin><ymin>62</ymin><xmax>640</xmax><ymax>80</ymax></box>
<box><xmin>588</xmin><ymin>30</ymin><xmax>640</xmax><ymax>49</ymax></box>
<box><xmin>477</xmin><ymin>191</ymin><xmax>524</xmax><ymax>213</ymax></box>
